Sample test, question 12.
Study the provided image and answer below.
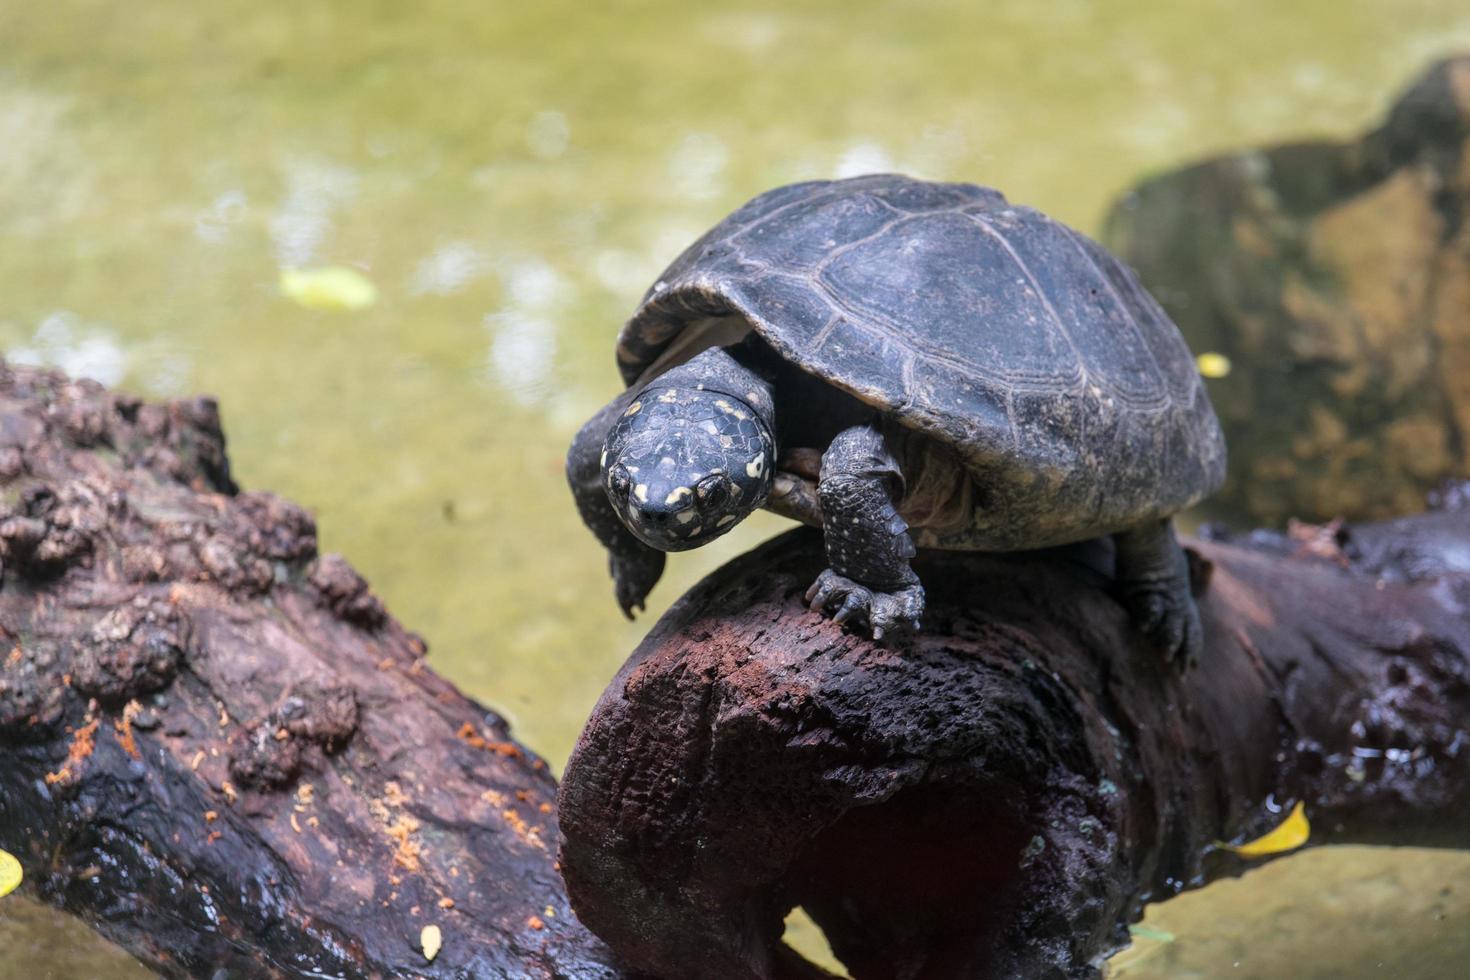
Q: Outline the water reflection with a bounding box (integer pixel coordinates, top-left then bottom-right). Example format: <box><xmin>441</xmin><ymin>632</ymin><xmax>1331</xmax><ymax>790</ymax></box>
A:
<box><xmin>483</xmin><ymin>259</ymin><xmax>566</xmax><ymax>404</ymax></box>
<box><xmin>9</xmin><ymin>311</ymin><xmax>127</xmax><ymax>387</ymax></box>
<box><xmin>668</xmin><ymin>132</ymin><xmax>730</xmax><ymax>200</ymax></box>
<box><xmin>526</xmin><ymin>110</ymin><xmax>571</xmax><ymax>160</ymax></box>
<box><xmin>834</xmin><ymin>140</ymin><xmax>893</xmax><ymax>179</ymax></box>
<box><xmin>269</xmin><ymin>158</ymin><xmax>360</xmax><ymax>269</ymax></box>
<box><xmin>7</xmin><ymin>311</ymin><xmax>193</xmax><ymax>395</ymax></box>
<box><xmin>193</xmin><ymin>189</ymin><xmax>249</xmax><ymax>244</ymax></box>
<box><xmin>410</xmin><ymin>241</ymin><xmax>491</xmax><ymax>296</ymax></box>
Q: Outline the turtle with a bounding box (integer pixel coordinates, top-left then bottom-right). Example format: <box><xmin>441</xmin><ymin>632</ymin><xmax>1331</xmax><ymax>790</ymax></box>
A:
<box><xmin>566</xmin><ymin>173</ymin><xmax>1226</xmax><ymax>663</ymax></box>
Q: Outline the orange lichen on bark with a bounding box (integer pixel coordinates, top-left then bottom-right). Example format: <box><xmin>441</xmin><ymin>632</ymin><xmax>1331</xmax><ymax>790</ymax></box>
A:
<box><xmin>383</xmin><ymin>781</ymin><xmax>409</xmax><ymax>807</ymax></box>
<box><xmin>114</xmin><ymin>701</ymin><xmax>142</xmax><ymax>760</ymax></box>
<box><xmin>457</xmin><ymin>722</ymin><xmax>487</xmax><ymax>749</ymax></box>
<box><xmin>371</xmin><ymin>792</ymin><xmax>425</xmax><ymax>871</ymax></box>
<box><xmin>387</xmin><ymin>816</ymin><xmax>424</xmax><ymax>871</ymax></box>
<box><xmin>45</xmin><ymin>716</ymin><xmax>101</xmax><ymax>785</ymax></box>
<box><xmin>295</xmin><ymin>782</ymin><xmax>315</xmax><ymax>809</ymax></box>
<box><xmin>456</xmin><ymin>722</ymin><xmax>524</xmax><ymax>759</ymax></box>
<box><xmin>500</xmin><ymin>808</ymin><xmax>546</xmax><ymax>851</ymax></box>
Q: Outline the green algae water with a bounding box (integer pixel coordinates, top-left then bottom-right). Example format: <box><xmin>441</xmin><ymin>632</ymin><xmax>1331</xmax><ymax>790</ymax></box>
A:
<box><xmin>2</xmin><ymin>1</ymin><xmax>1469</xmax><ymax>976</ymax></box>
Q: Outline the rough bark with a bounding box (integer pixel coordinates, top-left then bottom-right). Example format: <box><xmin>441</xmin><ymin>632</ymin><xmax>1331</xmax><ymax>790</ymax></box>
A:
<box><xmin>558</xmin><ymin>513</ymin><xmax>1470</xmax><ymax>979</ymax></box>
<box><xmin>1103</xmin><ymin>54</ymin><xmax>1470</xmax><ymax>527</ymax></box>
<box><xmin>0</xmin><ymin>362</ymin><xmax>621</xmax><ymax>978</ymax></box>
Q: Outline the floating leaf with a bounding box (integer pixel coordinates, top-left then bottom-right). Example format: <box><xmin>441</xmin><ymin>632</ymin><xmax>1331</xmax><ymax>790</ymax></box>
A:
<box><xmin>1227</xmin><ymin>801</ymin><xmax>1310</xmax><ymax>857</ymax></box>
<box><xmin>1128</xmin><ymin>923</ymin><xmax>1176</xmax><ymax>943</ymax></box>
<box><xmin>1196</xmin><ymin>352</ymin><xmax>1232</xmax><ymax>379</ymax></box>
<box><xmin>0</xmin><ymin>848</ymin><xmax>21</xmax><ymax>898</ymax></box>
<box><xmin>420</xmin><ymin>923</ymin><xmax>442</xmax><ymax>962</ymax></box>
<box><xmin>279</xmin><ymin>266</ymin><xmax>379</xmax><ymax>312</ymax></box>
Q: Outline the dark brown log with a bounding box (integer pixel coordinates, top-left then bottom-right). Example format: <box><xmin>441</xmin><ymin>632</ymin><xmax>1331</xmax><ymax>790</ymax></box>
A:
<box><xmin>0</xmin><ymin>361</ymin><xmax>622</xmax><ymax>978</ymax></box>
<box><xmin>558</xmin><ymin>512</ymin><xmax>1470</xmax><ymax>979</ymax></box>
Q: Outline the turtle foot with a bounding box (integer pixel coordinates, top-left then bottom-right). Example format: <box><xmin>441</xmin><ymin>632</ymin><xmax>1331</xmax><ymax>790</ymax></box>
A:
<box><xmin>1121</xmin><ymin>579</ymin><xmax>1203</xmax><ymax>669</ymax></box>
<box><xmin>804</xmin><ymin>569</ymin><xmax>924</xmax><ymax>639</ymax></box>
<box><xmin>609</xmin><ymin>547</ymin><xmax>666</xmax><ymax>619</ymax></box>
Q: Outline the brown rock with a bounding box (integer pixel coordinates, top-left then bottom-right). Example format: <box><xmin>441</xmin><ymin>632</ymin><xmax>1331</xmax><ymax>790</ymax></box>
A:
<box><xmin>1104</xmin><ymin>55</ymin><xmax>1470</xmax><ymax>526</ymax></box>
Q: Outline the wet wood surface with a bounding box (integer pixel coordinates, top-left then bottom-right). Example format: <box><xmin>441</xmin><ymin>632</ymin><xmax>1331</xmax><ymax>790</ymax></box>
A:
<box><xmin>0</xmin><ymin>362</ymin><xmax>621</xmax><ymax>978</ymax></box>
<box><xmin>4</xmin><ymin>358</ymin><xmax>1468</xmax><ymax>979</ymax></box>
<box><xmin>560</xmin><ymin>516</ymin><xmax>1470</xmax><ymax>978</ymax></box>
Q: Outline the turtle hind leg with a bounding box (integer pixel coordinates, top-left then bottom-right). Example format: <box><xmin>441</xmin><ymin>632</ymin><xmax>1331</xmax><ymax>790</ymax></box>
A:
<box><xmin>1112</xmin><ymin>518</ymin><xmax>1203</xmax><ymax>669</ymax></box>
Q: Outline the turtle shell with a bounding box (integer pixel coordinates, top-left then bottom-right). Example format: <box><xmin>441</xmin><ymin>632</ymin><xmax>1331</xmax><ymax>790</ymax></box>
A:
<box><xmin>615</xmin><ymin>174</ymin><xmax>1226</xmax><ymax>548</ymax></box>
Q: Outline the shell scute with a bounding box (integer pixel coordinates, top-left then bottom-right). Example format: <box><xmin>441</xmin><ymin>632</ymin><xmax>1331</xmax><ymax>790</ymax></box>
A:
<box><xmin>817</xmin><ymin>212</ymin><xmax>1081</xmax><ymax>392</ymax></box>
<box><xmin>729</xmin><ymin>191</ymin><xmax>900</xmax><ymax>274</ymax></box>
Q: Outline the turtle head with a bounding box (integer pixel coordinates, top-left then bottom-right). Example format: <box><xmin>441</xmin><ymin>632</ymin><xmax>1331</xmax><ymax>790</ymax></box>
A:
<box><xmin>602</xmin><ymin>385</ymin><xmax>775</xmax><ymax>552</ymax></box>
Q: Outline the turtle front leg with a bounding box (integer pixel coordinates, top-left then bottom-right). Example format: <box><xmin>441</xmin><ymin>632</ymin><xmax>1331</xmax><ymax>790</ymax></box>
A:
<box><xmin>566</xmin><ymin>391</ymin><xmax>665</xmax><ymax>618</ymax></box>
<box><xmin>805</xmin><ymin>424</ymin><xmax>924</xmax><ymax>639</ymax></box>
<box><xmin>1113</xmin><ymin>518</ymin><xmax>1202</xmax><ymax>668</ymax></box>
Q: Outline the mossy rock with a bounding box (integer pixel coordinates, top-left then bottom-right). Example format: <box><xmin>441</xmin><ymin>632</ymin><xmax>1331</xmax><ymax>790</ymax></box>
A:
<box><xmin>1104</xmin><ymin>55</ymin><xmax>1470</xmax><ymax>526</ymax></box>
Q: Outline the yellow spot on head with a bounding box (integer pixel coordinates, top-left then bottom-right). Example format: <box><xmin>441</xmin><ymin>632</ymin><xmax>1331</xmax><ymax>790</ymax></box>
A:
<box><xmin>0</xmin><ymin>848</ymin><xmax>22</xmax><ymax>898</ymax></box>
<box><xmin>1196</xmin><ymin>352</ymin><xmax>1232</xmax><ymax>379</ymax></box>
<box><xmin>420</xmin><ymin>923</ymin><xmax>443</xmax><ymax>962</ymax></box>
<box><xmin>279</xmin><ymin>266</ymin><xmax>378</xmax><ymax>311</ymax></box>
<box><xmin>716</xmin><ymin>515</ymin><xmax>736</xmax><ymax>527</ymax></box>
<box><xmin>664</xmin><ymin>486</ymin><xmax>692</xmax><ymax>506</ymax></box>
<box><xmin>624</xmin><ymin>401</ymin><xmax>642</xmax><ymax>416</ymax></box>
<box><xmin>633</xmin><ymin>484</ymin><xmax>648</xmax><ymax>503</ymax></box>
<box><xmin>1225</xmin><ymin>801</ymin><xmax>1309</xmax><ymax>858</ymax></box>
<box><xmin>746</xmin><ymin>455</ymin><xmax>764</xmax><ymax>478</ymax></box>
<box><xmin>714</xmin><ymin>399</ymin><xmax>734</xmax><ymax>413</ymax></box>
<box><xmin>676</xmin><ymin>510</ymin><xmax>695</xmax><ymax>524</ymax></box>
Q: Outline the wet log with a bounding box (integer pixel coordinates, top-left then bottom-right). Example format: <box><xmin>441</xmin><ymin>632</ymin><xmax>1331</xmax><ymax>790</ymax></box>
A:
<box><xmin>1103</xmin><ymin>54</ymin><xmax>1470</xmax><ymax>527</ymax></box>
<box><xmin>558</xmin><ymin>513</ymin><xmax>1470</xmax><ymax>979</ymax></box>
<box><xmin>0</xmin><ymin>362</ymin><xmax>621</xmax><ymax>978</ymax></box>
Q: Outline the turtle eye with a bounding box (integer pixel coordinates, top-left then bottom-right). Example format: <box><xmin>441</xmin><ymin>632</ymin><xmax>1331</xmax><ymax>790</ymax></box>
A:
<box><xmin>608</xmin><ymin>464</ymin><xmax>632</xmax><ymax>497</ymax></box>
<box><xmin>695</xmin><ymin>473</ymin><xmax>732</xmax><ymax>510</ymax></box>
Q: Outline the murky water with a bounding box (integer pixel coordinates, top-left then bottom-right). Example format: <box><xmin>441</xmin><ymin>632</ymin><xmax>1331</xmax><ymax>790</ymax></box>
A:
<box><xmin>3</xmin><ymin>1</ymin><xmax>1470</xmax><ymax>976</ymax></box>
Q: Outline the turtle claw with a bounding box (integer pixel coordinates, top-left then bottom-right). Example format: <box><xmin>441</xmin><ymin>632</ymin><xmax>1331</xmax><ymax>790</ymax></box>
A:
<box><xmin>610</xmin><ymin>547</ymin><xmax>666</xmax><ymax>619</ymax></box>
<box><xmin>1121</xmin><ymin>581</ymin><xmax>1202</xmax><ymax>670</ymax></box>
<box><xmin>805</xmin><ymin>569</ymin><xmax>924</xmax><ymax>639</ymax></box>
<box><xmin>832</xmin><ymin>592</ymin><xmax>866</xmax><ymax>625</ymax></box>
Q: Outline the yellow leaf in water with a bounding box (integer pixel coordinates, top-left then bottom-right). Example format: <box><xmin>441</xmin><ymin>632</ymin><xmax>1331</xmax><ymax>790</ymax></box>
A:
<box><xmin>1196</xmin><ymin>351</ymin><xmax>1232</xmax><ymax>379</ymax></box>
<box><xmin>1227</xmin><ymin>801</ymin><xmax>1310</xmax><ymax>858</ymax></box>
<box><xmin>0</xmin><ymin>848</ymin><xmax>22</xmax><ymax>898</ymax></box>
<box><xmin>420</xmin><ymin>923</ymin><xmax>442</xmax><ymax>962</ymax></box>
<box><xmin>279</xmin><ymin>266</ymin><xmax>379</xmax><ymax>312</ymax></box>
